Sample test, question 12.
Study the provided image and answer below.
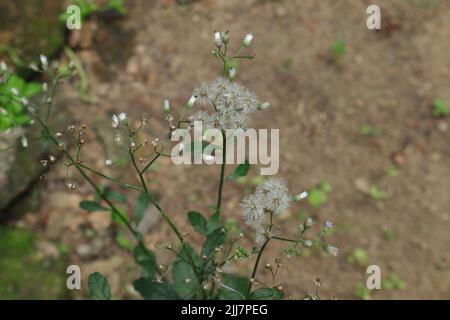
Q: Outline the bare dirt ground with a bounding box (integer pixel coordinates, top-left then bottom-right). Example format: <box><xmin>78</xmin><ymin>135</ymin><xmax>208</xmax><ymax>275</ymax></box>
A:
<box><xmin>4</xmin><ymin>0</ymin><xmax>450</xmax><ymax>299</ymax></box>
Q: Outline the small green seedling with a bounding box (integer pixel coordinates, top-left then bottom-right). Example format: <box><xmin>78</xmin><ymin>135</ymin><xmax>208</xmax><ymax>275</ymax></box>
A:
<box><xmin>382</xmin><ymin>273</ymin><xmax>406</xmax><ymax>290</ymax></box>
<box><xmin>330</xmin><ymin>38</ymin><xmax>347</xmax><ymax>60</ymax></box>
<box><xmin>360</xmin><ymin>124</ymin><xmax>380</xmax><ymax>138</ymax></box>
<box><xmin>432</xmin><ymin>99</ymin><xmax>449</xmax><ymax>117</ymax></box>
<box><xmin>383</xmin><ymin>228</ymin><xmax>395</xmax><ymax>241</ymax></box>
<box><xmin>387</xmin><ymin>166</ymin><xmax>399</xmax><ymax>177</ymax></box>
<box><xmin>355</xmin><ymin>282</ymin><xmax>372</xmax><ymax>300</ymax></box>
<box><xmin>308</xmin><ymin>181</ymin><xmax>332</xmax><ymax>208</ymax></box>
<box><xmin>347</xmin><ymin>248</ymin><xmax>369</xmax><ymax>267</ymax></box>
<box><xmin>369</xmin><ymin>186</ymin><xmax>389</xmax><ymax>200</ymax></box>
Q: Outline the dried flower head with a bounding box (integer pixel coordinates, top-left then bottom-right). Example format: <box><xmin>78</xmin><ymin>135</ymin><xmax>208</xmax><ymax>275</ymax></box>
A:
<box><xmin>190</xmin><ymin>77</ymin><xmax>260</xmax><ymax>131</ymax></box>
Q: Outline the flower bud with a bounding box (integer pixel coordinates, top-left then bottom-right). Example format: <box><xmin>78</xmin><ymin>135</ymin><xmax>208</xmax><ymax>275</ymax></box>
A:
<box><xmin>40</xmin><ymin>54</ymin><xmax>48</xmax><ymax>70</ymax></box>
<box><xmin>305</xmin><ymin>217</ymin><xmax>314</xmax><ymax>228</ymax></box>
<box><xmin>214</xmin><ymin>31</ymin><xmax>222</xmax><ymax>48</ymax></box>
<box><xmin>186</xmin><ymin>95</ymin><xmax>197</xmax><ymax>109</ymax></box>
<box><xmin>302</xmin><ymin>240</ymin><xmax>313</xmax><ymax>248</ymax></box>
<box><xmin>326</xmin><ymin>246</ymin><xmax>338</xmax><ymax>256</ymax></box>
<box><xmin>293</xmin><ymin>191</ymin><xmax>308</xmax><ymax>201</ymax></box>
<box><xmin>242</xmin><ymin>33</ymin><xmax>253</xmax><ymax>47</ymax></box>
<box><xmin>0</xmin><ymin>60</ymin><xmax>7</xmax><ymax>73</ymax></box>
<box><xmin>257</xmin><ymin>102</ymin><xmax>271</xmax><ymax>111</ymax></box>
<box><xmin>163</xmin><ymin>99</ymin><xmax>171</xmax><ymax>114</ymax></box>
<box><xmin>222</xmin><ymin>31</ymin><xmax>230</xmax><ymax>43</ymax></box>
<box><xmin>229</xmin><ymin>67</ymin><xmax>236</xmax><ymax>80</ymax></box>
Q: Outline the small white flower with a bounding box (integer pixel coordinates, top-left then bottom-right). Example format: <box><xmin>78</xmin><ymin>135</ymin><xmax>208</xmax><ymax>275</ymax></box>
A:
<box><xmin>118</xmin><ymin>113</ymin><xmax>127</xmax><ymax>122</ymax></box>
<box><xmin>49</xmin><ymin>155</ymin><xmax>56</xmax><ymax>162</ymax></box>
<box><xmin>21</xmin><ymin>136</ymin><xmax>28</xmax><ymax>148</ymax></box>
<box><xmin>40</xmin><ymin>54</ymin><xmax>48</xmax><ymax>69</ymax></box>
<box><xmin>214</xmin><ymin>31</ymin><xmax>222</xmax><ymax>48</ymax></box>
<box><xmin>42</xmin><ymin>83</ymin><xmax>48</xmax><ymax>92</ymax></box>
<box><xmin>11</xmin><ymin>88</ymin><xmax>19</xmax><ymax>96</ymax></box>
<box><xmin>242</xmin><ymin>33</ymin><xmax>253</xmax><ymax>47</ymax></box>
<box><xmin>105</xmin><ymin>159</ymin><xmax>113</xmax><ymax>166</ymax></box>
<box><xmin>0</xmin><ymin>60</ymin><xmax>7</xmax><ymax>72</ymax></box>
<box><xmin>186</xmin><ymin>95</ymin><xmax>197</xmax><ymax>109</ymax></box>
<box><xmin>163</xmin><ymin>99</ymin><xmax>170</xmax><ymax>114</ymax></box>
<box><xmin>326</xmin><ymin>246</ymin><xmax>338</xmax><ymax>256</ymax></box>
<box><xmin>20</xmin><ymin>97</ymin><xmax>29</xmax><ymax>106</ymax></box>
<box><xmin>293</xmin><ymin>191</ymin><xmax>308</xmax><ymax>201</ymax></box>
<box><xmin>111</xmin><ymin>114</ymin><xmax>120</xmax><ymax>128</ymax></box>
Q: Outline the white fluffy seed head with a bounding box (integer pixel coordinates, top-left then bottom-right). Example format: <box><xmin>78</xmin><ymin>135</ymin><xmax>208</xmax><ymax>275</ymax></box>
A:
<box><xmin>256</xmin><ymin>178</ymin><xmax>291</xmax><ymax>214</ymax></box>
<box><xmin>191</xmin><ymin>77</ymin><xmax>259</xmax><ymax>131</ymax></box>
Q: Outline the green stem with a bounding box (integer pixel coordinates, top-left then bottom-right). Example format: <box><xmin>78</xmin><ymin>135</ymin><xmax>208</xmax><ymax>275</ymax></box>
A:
<box><xmin>271</xmin><ymin>236</ymin><xmax>299</xmax><ymax>243</ymax></box>
<box><xmin>76</xmin><ymin>162</ymin><xmax>144</xmax><ymax>192</ymax></box>
<box><xmin>246</xmin><ymin>212</ymin><xmax>274</xmax><ymax>298</ymax></box>
<box><xmin>216</xmin><ymin>130</ymin><xmax>226</xmax><ymax>213</ymax></box>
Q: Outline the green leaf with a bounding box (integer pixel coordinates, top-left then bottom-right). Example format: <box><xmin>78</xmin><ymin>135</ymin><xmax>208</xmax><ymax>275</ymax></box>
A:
<box><xmin>218</xmin><ymin>273</ymin><xmax>249</xmax><ymax>300</ymax></box>
<box><xmin>188</xmin><ymin>211</ymin><xmax>222</xmax><ymax>237</ymax></box>
<box><xmin>172</xmin><ymin>257</ymin><xmax>199</xmax><ymax>299</ymax></box>
<box><xmin>23</xmin><ymin>82</ymin><xmax>41</xmax><ymax>97</ymax></box>
<box><xmin>134</xmin><ymin>192</ymin><xmax>149</xmax><ymax>226</ymax></box>
<box><xmin>88</xmin><ymin>272</ymin><xmax>112</xmax><ymax>300</ymax></box>
<box><xmin>187</xmin><ymin>211</ymin><xmax>208</xmax><ymax>236</ymax></box>
<box><xmin>179</xmin><ymin>244</ymin><xmax>202</xmax><ymax>268</ymax></box>
<box><xmin>133</xmin><ymin>243</ymin><xmax>158</xmax><ymax>277</ymax></box>
<box><xmin>201</xmin><ymin>228</ymin><xmax>226</xmax><ymax>259</ymax></box>
<box><xmin>79</xmin><ymin>200</ymin><xmax>109</xmax><ymax>212</ymax></box>
<box><xmin>206</xmin><ymin>212</ymin><xmax>222</xmax><ymax>234</ymax></box>
<box><xmin>104</xmin><ymin>187</ymin><xmax>127</xmax><ymax>202</ymax></box>
<box><xmin>133</xmin><ymin>277</ymin><xmax>179</xmax><ymax>300</ymax></box>
<box><xmin>228</xmin><ymin>160</ymin><xmax>250</xmax><ymax>180</ymax></box>
<box><xmin>115</xmin><ymin>231</ymin><xmax>132</xmax><ymax>251</ymax></box>
<box><xmin>249</xmin><ymin>287</ymin><xmax>284</xmax><ymax>300</ymax></box>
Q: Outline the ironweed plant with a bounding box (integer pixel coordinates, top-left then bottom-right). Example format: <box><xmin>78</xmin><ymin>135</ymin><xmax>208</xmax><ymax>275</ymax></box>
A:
<box><xmin>0</xmin><ymin>31</ymin><xmax>337</xmax><ymax>300</ymax></box>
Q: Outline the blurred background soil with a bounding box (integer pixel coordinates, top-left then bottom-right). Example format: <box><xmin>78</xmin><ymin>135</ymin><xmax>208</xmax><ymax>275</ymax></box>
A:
<box><xmin>0</xmin><ymin>0</ymin><xmax>449</xmax><ymax>299</ymax></box>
